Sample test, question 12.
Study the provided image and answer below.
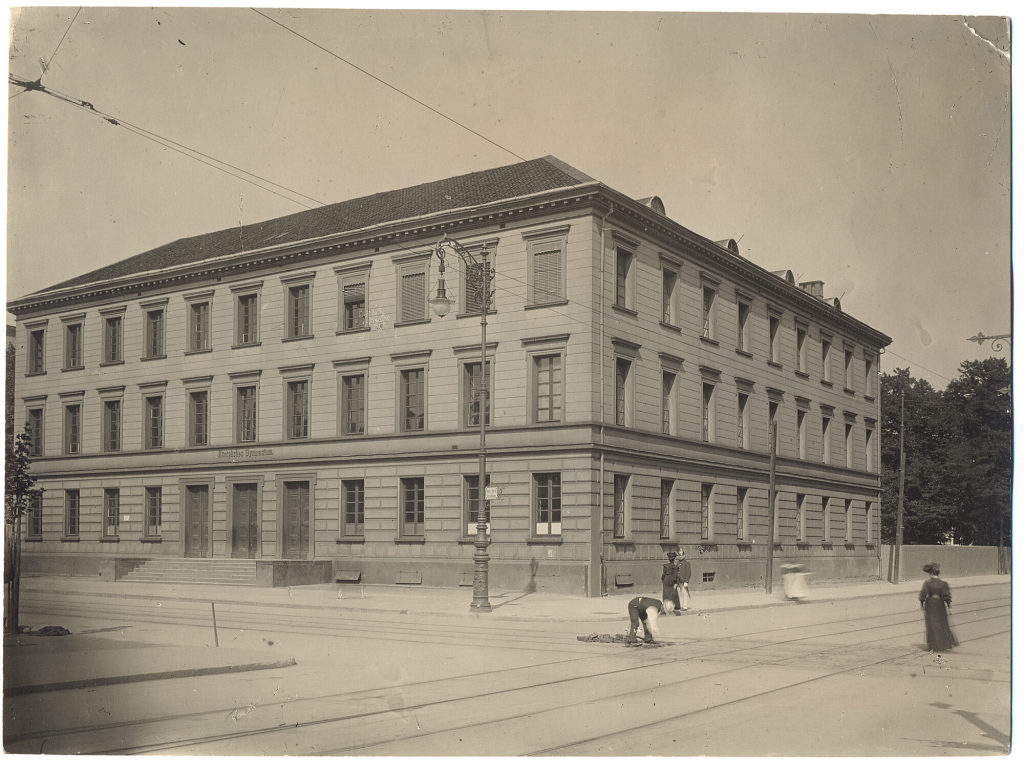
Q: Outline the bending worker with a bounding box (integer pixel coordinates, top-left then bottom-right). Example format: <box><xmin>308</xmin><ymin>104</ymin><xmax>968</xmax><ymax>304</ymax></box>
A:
<box><xmin>626</xmin><ymin>596</ymin><xmax>675</xmax><ymax>644</ymax></box>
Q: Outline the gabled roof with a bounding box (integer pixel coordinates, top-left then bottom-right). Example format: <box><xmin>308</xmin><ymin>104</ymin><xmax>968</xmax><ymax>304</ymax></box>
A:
<box><xmin>37</xmin><ymin>155</ymin><xmax>595</xmax><ymax>294</ymax></box>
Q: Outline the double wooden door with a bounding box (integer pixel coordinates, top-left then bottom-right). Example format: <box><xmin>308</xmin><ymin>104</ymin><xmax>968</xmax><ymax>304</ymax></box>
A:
<box><xmin>232</xmin><ymin>483</ymin><xmax>260</xmax><ymax>559</ymax></box>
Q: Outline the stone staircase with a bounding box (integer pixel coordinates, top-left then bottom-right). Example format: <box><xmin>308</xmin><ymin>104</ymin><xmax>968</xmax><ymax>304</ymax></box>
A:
<box><xmin>118</xmin><ymin>558</ymin><xmax>259</xmax><ymax>586</ymax></box>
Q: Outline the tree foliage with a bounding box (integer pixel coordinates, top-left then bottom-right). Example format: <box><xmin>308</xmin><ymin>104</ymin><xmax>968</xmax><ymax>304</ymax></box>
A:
<box><xmin>880</xmin><ymin>358</ymin><xmax>1011</xmax><ymax>546</ymax></box>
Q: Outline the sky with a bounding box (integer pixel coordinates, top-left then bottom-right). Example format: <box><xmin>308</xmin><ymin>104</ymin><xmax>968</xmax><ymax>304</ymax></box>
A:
<box><xmin>3</xmin><ymin>4</ymin><xmax>1012</xmax><ymax>389</ymax></box>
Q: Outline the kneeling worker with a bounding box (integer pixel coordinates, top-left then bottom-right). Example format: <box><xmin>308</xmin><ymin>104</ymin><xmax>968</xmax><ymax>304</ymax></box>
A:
<box><xmin>626</xmin><ymin>596</ymin><xmax>675</xmax><ymax>644</ymax></box>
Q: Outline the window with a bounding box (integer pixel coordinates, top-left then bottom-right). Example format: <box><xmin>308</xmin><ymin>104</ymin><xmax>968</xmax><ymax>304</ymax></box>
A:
<box><xmin>866</xmin><ymin>501</ymin><xmax>875</xmax><ymax>543</ymax></box>
<box><xmin>702</xmin><ymin>285</ymin><xmax>717</xmax><ymax>339</ymax></box>
<box><xmin>821</xmin><ymin>334</ymin><xmax>833</xmax><ymax>382</ymax></box>
<box><xmin>463</xmin><ymin>361</ymin><xmax>492</xmax><ymax>428</ymax></box>
<box><xmin>286</xmin><ymin>379</ymin><xmax>310</xmax><ymax>439</ymax></box>
<box><xmin>660</xmin><ymin>479</ymin><xmax>673</xmax><ymax>539</ymax></box>
<box><xmin>865</xmin><ymin>425</ymin><xmax>875</xmax><ymax>472</ymax></box>
<box><xmin>525</xmin><ymin>227</ymin><xmax>568</xmax><ymax>305</ymax></box>
<box><xmin>145</xmin><ymin>487</ymin><xmax>162</xmax><ymax>538</ymax></box>
<box><xmin>702</xmin><ymin>382</ymin><xmax>716</xmax><ymax>442</ymax></box>
<box><xmin>797</xmin><ymin>493</ymin><xmax>807</xmax><ymax>541</ymax></box>
<box><xmin>613</xmin><ymin>474</ymin><xmax>629</xmax><ymax>539</ymax></box>
<box><xmin>235</xmin><ymin>292</ymin><xmax>259</xmax><ymax>346</ymax></box>
<box><xmin>103</xmin><ymin>488</ymin><xmax>120</xmax><ymax>538</ymax></box>
<box><xmin>464</xmin><ymin>474</ymin><xmax>491</xmax><ymax>536</ymax></box>
<box><xmin>400</xmin><ymin>368</ymin><xmax>425</xmax><ymax>432</ymax></box>
<box><xmin>400</xmin><ymin>477</ymin><xmax>425</xmax><ymax>537</ymax></box>
<box><xmin>189</xmin><ymin>390</ymin><xmax>209</xmax><ymax>446</ymax></box>
<box><xmin>701</xmin><ymin>483</ymin><xmax>714</xmax><ymax>540</ymax></box>
<box><xmin>27</xmin><ymin>495</ymin><xmax>42</xmax><ymax>538</ymax></box>
<box><xmin>768</xmin><ymin>400</ymin><xmax>780</xmax><ymax>452</ymax></box>
<box><xmin>796</xmin><ymin>324</ymin><xmax>808</xmax><ymax>373</ymax></box>
<box><xmin>844</xmin><ymin>345</ymin><xmax>855</xmax><ymax>390</ymax></box>
<box><xmin>821</xmin><ymin>413</ymin><xmax>832</xmax><ymax>464</ymax></box>
<box><xmin>236</xmin><ymin>385</ymin><xmax>258</xmax><ymax>442</ymax></box>
<box><xmin>662</xmin><ymin>371</ymin><xmax>676</xmax><ymax>435</ymax></box>
<box><xmin>768</xmin><ymin>313</ymin><xmax>781</xmax><ymax>363</ymax></box>
<box><xmin>463</xmin><ymin>248</ymin><xmax>494</xmax><ymax>315</ymax></box>
<box><xmin>188</xmin><ymin>299</ymin><xmax>212</xmax><ymax>353</ymax></box>
<box><xmin>64</xmin><ymin>322</ymin><xmax>83</xmax><ymax>369</ymax></box>
<box><xmin>845</xmin><ymin>421</ymin><xmax>855</xmax><ymax>468</ymax></box>
<box><xmin>64</xmin><ymin>403</ymin><xmax>81</xmax><ymax>455</ymax></box>
<box><xmin>822</xmin><ymin>496</ymin><xmax>832</xmax><ymax>541</ymax></box>
<box><xmin>534</xmin><ymin>473</ymin><xmax>561</xmax><ymax>537</ymax></box>
<box><xmin>845</xmin><ymin>499</ymin><xmax>854</xmax><ymax>542</ymax></box>
<box><xmin>397</xmin><ymin>260</ymin><xmax>428</xmax><ymax>323</ymax></box>
<box><xmin>736</xmin><ymin>487</ymin><xmax>749</xmax><ymax>540</ymax></box>
<box><xmin>341</xmin><ymin>374</ymin><xmax>365</xmax><ymax>436</ymax></box>
<box><xmin>737</xmin><ymin>299</ymin><xmax>751</xmax><ymax>352</ymax></box>
<box><xmin>26</xmin><ymin>407</ymin><xmax>43</xmax><ymax>456</ymax></box>
<box><xmin>737</xmin><ymin>391</ymin><xmax>750</xmax><ymax>449</ymax></box>
<box><xmin>144</xmin><ymin>395</ymin><xmax>164</xmax><ymax>449</ymax></box>
<box><xmin>103</xmin><ymin>314</ymin><xmax>123</xmax><ymax>364</ymax></box>
<box><xmin>103</xmin><ymin>399</ymin><xmax>122</xmax><ymax>452</ymax></box>
<box><xmin>865</xmin><ymin>355</ymin><xmax>876</xmax><ymax>398</ymax></box>
<box><xmin>64</xmin><ymin>490</ymin><xmax>80</xmax><ymax>538</ymax></box>
<box><xmin>615</xmin><ymin>358</ymin><xmax>632</xmax><ymax>427</ymax></box>
<box><xmin>662</xmin><ymin>265</ymin><xmax>677</xmax><ymax>325</ymax></box>
<box><xmin>614</xmin><ymin>246</ymin><xmax>633</xmax><ymax>309</ymax></box>
<box><xmin>797</xmin><ymin>408</ymin><xmax>807</xmax><ymax>460</ymax></box>
<box><xmin>286</xmin><ymin>283</ymin><xmax>312</xmax><ymax>338</ymax></box>
<box><xmin>342</xmin><ymin>479</ymin><xmax>365</xmax><ymax>537</ymax></box>
<box><xmin>532</xmin><ymin>353</ymin><xmax>564</xmax><ymax>423</ymax></box>
<box><xmin>27</xmin><ymin>327</ymin><xmax>46</xmax><ymax>375</ymax></box>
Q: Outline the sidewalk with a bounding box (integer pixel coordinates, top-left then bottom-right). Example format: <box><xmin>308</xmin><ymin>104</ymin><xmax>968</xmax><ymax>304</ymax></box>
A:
<box><xmin>6</xmin><ymin>573</ymin><xmax>1010</xmax><ymax>697</ymax></box>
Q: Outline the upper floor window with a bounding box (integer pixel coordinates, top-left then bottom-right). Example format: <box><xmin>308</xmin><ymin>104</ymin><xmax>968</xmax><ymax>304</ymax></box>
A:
<box><xmin>662</xmin><ymin>370</ymin><xmax>676</xmax><ymax>435</ymax></box>
<box><xmin>614</xmin><ymin>246</ymin><xmax>634</xmax><ymax>310</ymax></box>
<box><xmin>701</xmin><ymin>276</ymin><xmax>720</xmax><ymax>340</ymax></box>
<box><xmin>26</xmin><ymin>405</ymin><xmax>44</xmax><ymax>456</ymax></box>
<box><xmin>844</xmin><ymin>344</ymin><xmax>855</xmax><ymax>391</ymax></box>
<box><xmin>865</xmin><ymin>423</ymin><xmax>876</xmax><ymax>472</ymax></box>
<box><xmin>615</xmin><ymin>358</ymin><xmax>632</xmax><ymax>427</ymax></box>
<box><xmin>63</xmin><ymin>402</ymin><xmax>82</xmax><ymax>455</ymax></box>
<box><xmin>864</xmin><ymin>355</ymin><xmax>876</xmax><ymax>398</ymax></box>
<box><xmin>102</xmin><ymin>312</ymin><xmax>124</xmax><ymax>364</ymax></box>
<box><xmin>187</xmin><ymin>297</ymin><xmax>212</xmax><ymax>353</ymax></box>
<box><xmin>144</xmin><ymin>308</ymin><xmax>165</xmax><ymax>358</ymax></box>
<box><xmin>285</xmin><ymin>281</ymin><xmax>313</xmax><ymax>339</ymax></box>
<box><xmin>821</xmin><ymin>412</ymin><xmax>832</xmax><ymax>464</ymax></box>
<box><xmin>236</xmin><ymin>384</ymin><xmax>258</xmax><ymax>443</ymax></box>
<box><xmin>662</xmin><ymin>265</ymin><xmax>678</xmax><ymax>326</ymax></box>
<box><xmin>701</xmin><ymin>381</ymin><xmax>716</xmax><ymax>442</ymax></box>
<box><xmin>737</xmin><ymin>391</ymin><xmax>750</xmax><ymax>449</ymax></box>
<box><xmin>234</xmin><ymin>289</ymin><xmax>261</xmax><ymax>346</ymax></box>
<box><xmin>188</xmin><ymin>389</ymin><xmax>210</xmax><ymax>447</ymax></box>
<box><xmin>144</xmin><ymin>395</ymin><xmax>164</xmax><ymax>449</ymax></box>
<box><xmin>396</xmin><ymin>259</ymin><xmax>428</xmax><ymax>324</ymax></box>
<box><xmin>286</xmin><ymin>378</ymin><xmax>310</xmax><ymax>440</ymax></box>
<box><xmin>768</xmin><ymin>399</ymin><xmax>780</xmax><ymax>452</ymax></box>
<box><xmin>341</xmin><ymin>373</ymin><xmax>365</xmax><ymax>436</ymax></box>
<box><xmin>737</xmin><ymin>298</ymin><xmax>751</xmax><ymax>352</ymax></box>
<box><xmin>400</xmin><ymin>368</ymin><xmax>425</xmax><ymax>432</ymax></box>
<box><xmin>462</xmin><ymin>361</ymin><xmax>492</xmax><ymax>428</ymax></box>
<box><xmin>64</xmin><ymin>321</ymin><xmax>83</xmax><ymax>369</ymax></box>
<box><xmin>102</xmin><ymin>398</ymin><xmax>122</xmax><ymax>452</ymax></box>
<box><xmin>337</xmin><ymin>264</ymin><xmax>371</xmax><ymax>332</ymax></box>
<box><xmin>796</xmin><ymin>323</ymin><xmax>808</xmax><ymax>373</ymax></box>
<box><xmin>821</xmin><ymin>333</ymin><xmax>833</xmax><ymax>383</ymax></box>
<box><xmin>532</xmin><ymin>352</ymin><xmax>563</xmax><ymax>423</ymax></box>
<box><xmin>845</xmin><ymin>419</ymin><xmax>855</xmax><ymax>469</ymax></box>
<box><xmin>463</xmin><ymin>244</ymin><xmax>495</xmax><ymax>316</ymax></box>
<box><xmin>797</xmin><ymin>406</ymin><xmax>808</xmax><ymax>460</ymax></box>
<box><xmin>524</xmin><ymin>226</ymin><xmax>569</xmax><ymax>306</ymax></box>
<box><xmin>533</xmin><ymin>472</ymin><xmax>562</xmax><ymax>537</ymax></box>
<box><xmin>768</xmin><ymin>312</ymin><xmax>782</xmax><ymax>364</ymax></box>
<box><xmin>27</xmin><ymin>327</ymin><xmax>46</xmax><ymax>375</ymax></box>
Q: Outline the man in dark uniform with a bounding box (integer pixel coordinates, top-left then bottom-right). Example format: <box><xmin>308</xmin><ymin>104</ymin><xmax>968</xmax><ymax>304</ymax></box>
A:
<box><xmin>626</xmin><ymin>596</ymin><xmax>674</xmax><ymax>644</ymax></box>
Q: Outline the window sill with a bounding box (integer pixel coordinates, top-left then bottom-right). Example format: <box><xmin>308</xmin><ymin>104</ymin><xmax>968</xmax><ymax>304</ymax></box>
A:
<box><xmin>337</xmin><ymin>535</ymin><xmax>365</xmax><ymax>544</ymax></box>
<box><xmin>140</xmin><ymin>355</ymin><xmax>167</xmax><ymax>362</ymax></box>
<box><xmin>795</xmin><ymin>370</ymin><xmax>810</xmax><ymax>379</ymax></box>
<box><xmin>100</xmin><ymin>360</ymin><xmax>125</xmax><ymax>367</ymax></box>
<box><xmin>844</xmin><ymin>542</ymin><xmax>856</xmax><ymax>549</ymax></box>
<box><xmin>185</xmin><ymin>349</ymin><xmax>213</xmax><ymax>356</ymax></box>
<box><xmin>735</xmin><ymin>348</ymin><xmax>753</xmax><ymax>358</ymax></box>
<box><xmin>526</xmin><ymin>537</ymin><xmax>563</xmax><ymax>546</ymax></box>
<box><xmin>99</xmin><ymin>536</ymin><xmax>120</xmax><ymax>543</ymax></box>
<box><xmin>767</xmin><ymin>360</ymin><xmax>783</xmax><ymax>370</ymax></box>
<box><xmin>61</xmin><ymin>536</ymin><xmax>80</xmax><ymax>543</ymax></box>
<box><xmin>699</xmin><ymin>336</ymin><xmax>719</xmax><ymax>346</ymax></box>
<box><xmin>456</xmin><ymin>310</ymin><xmax>496</xmax><ymax>320</ymax></box>
<box><xmin>282</xmin><ymin>334</ymin><xmax>315</xmax><ymax>342</ymax></box>
<box><xmin>25</xmin><ymin>536</ymin><xmax>42</xmax><ymax>542</ymax></box>
<box><xmin>140</xmin><ymin>536</ymin><xmax>162</xmax><ymax>543</ymax></box>
<box><xmin>458</xmin><ymin>535</ymin><xmax>494</xmax><ymax>545</ymax></box>
<box><xmin>61</xmin><ymin>366</ymin><xmax>84</xmax><ymax>373</ymax></box>
<box><xmin>659</xmin><ymin>321</ymin><xmax>681</xmax><ymax>333</ymax></box>
<box><xmin>393</xmin><ymin>319</ymin><xmax>431</xmax><ymax>329</ymax></box>
<box><xmin>610</xmin><ymin>539</ymin><xmax>636</xmax><ymax>546</ymax></box>
<box><xmin>25</xmin><ymin>371</ymin><xmax>46</xmax><ymax>377</ymax></box>
<box><xmin>612</xmin><ymin>304</ymin><xmax>638</xmax><ymax>317</ymax></box>
<box><xmin>820</xmin><ymin>379</ymin><xmax>833</xmax><ymax>387</ymax></box>
<box><xmin>103</xmin><ymin>449</ymin><xmax>122</xmax><ymax>455</ymax></box>
<box><xmin>524</xmin><ymin>299</ymin><xmax>569</xmax><ymax>311</ymax></box>
<box><xmin>864</xmin><ymin>395</ymin><xmax>876</xmax><ymax>403</ymax></box>
<box><xmin>232</xmin><ymin>342</ymin><xmax>262</xmax><ymax>350</ymax></box>
<box><xmin>394</xmin><ymin>535</ymin><xmax>426</xmax><ymax>544</ymax></box>
<box><xmin>822</xmin><ymin>542</ymin><xmax>834</xmax><ymax>549</ymax></box>
<box><xmin>337</xmin><ymin>327</ymin><xmax>370</xmax><ymax>336</ymax></box>
<box><xmin>843</xmin><ymin>387</ymin><xmax>856</xmax><ymax>396</ymax></box>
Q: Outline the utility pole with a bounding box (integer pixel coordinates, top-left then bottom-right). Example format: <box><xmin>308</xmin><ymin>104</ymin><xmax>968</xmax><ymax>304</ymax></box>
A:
<box><xmin>893</xmin><ymin>391</ymin><xmax>906</xmax><ymax>584</ymax></box>
<box><xmin>765</xmin><ymin>421</ymin><xmax>778</xmax><ymax>594</ymax></box>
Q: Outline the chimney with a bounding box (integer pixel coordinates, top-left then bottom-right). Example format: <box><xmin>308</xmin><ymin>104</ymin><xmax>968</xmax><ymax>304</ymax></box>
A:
<box><xmin>799</xmin><ymin>280</ymin><xmax>824</xmax><ymax>300</ymax></box>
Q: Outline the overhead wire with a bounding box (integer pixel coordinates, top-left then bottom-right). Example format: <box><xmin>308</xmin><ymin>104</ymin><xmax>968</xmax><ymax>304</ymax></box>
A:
<box><xmin>250</xmin><ymin>8</ymin><xmax>527</xmax><ymax>163</ymax></box>
<box><xmin>44</xmin><ymin>7</ymin><xmax>82</xmax><ymax>73</ymax></box>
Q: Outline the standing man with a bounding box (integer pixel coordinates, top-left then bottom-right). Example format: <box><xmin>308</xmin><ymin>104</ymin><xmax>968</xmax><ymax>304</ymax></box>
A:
<box><xmin>677</xmin><ymin>550</ymin><xmax>692</xmax><ymax>611</ymax></box>
<box><xmin>625</xmin><ymin>596</ymin><xmax>675</xmax><ymax>644</ymax></box>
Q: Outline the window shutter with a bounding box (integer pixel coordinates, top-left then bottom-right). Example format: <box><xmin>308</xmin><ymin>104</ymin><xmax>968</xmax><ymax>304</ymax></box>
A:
<box><xmin>532</xmin><ymin>246</ymin><xmax>562</xmax><ymax>304</ymax></box>
<box><xmin>401</xmin><ymin>270</ymin><xmax>426</xmax><ymax>322</ymax></box>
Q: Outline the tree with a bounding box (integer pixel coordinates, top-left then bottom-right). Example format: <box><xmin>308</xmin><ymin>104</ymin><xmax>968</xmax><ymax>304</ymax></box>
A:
<box><xmin>6</xmin><ymin>426</ymin><xmax>42</xmax><ymax>633</ymax></box>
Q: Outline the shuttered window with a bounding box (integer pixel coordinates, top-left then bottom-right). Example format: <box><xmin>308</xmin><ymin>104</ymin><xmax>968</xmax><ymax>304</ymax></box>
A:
<box><xmin>343</xmin><ymin>281</ymin><xmax>367</xmax><ymax>330</ymax></box>
<box><xmin>531</xmin><ymin>245</ymin><xmax>563</xmax><ymax>304</ymax></box>
<box><xmin>400</xmin><ymin>269</ymin><xmax>426</xmax><ymax>323</ymax></box>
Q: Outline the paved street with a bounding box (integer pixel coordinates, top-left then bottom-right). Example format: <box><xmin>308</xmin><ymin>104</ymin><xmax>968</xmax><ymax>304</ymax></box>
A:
<box><xmin>4</xmin><ymin>579</ymin><xmax>1010</xmax><ymax>756</ymax></box>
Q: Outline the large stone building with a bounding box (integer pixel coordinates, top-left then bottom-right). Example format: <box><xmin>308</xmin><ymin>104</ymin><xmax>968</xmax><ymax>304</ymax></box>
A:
<box><xmin>8</xmin><ymin>156</ymin><xmax>891</xmax><ymax>595</ymax></box>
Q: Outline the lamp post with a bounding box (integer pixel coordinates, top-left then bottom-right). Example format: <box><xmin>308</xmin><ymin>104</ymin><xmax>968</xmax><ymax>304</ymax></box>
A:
<box><xmin>430</xmin><ymin>235</ymin><xmax>495</xmax><ymax>613</ymax></box>
<box><xmin>967</xmin><ymin>331</ymin><xmax>1011</xmax><ymax>353</ymax></box>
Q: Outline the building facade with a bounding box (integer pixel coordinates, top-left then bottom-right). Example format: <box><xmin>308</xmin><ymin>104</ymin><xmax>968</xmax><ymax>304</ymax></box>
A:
<box><xmin>8</xmin><ymin>156</ymin><xmax>891</xmax><ymax>595</ymax></box>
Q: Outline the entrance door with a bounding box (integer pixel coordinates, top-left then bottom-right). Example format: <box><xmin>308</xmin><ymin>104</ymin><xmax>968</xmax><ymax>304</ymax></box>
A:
<box><xmin>231</xmin><ymin>484</ymin><xmax>259</xmax><ymax>559</ymax></box>
<box><xmin>184</xmin><ymin>485</ymin><xmax>210</xmax><ymax>558</ymax></box>
<box><xmin>282</xmin><ymin>481</ymin><xmax>309</xmax><ymax>560</ymax></box>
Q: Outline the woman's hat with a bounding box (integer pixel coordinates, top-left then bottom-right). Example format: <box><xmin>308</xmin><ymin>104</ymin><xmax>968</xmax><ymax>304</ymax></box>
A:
<box><xmin>922</xmin><ymin>563</ymin><xmax>940</xmax><ymax>575</ymax></box>
<box><xmin>667</xmin><ymin>551</ymin><xmax>678</xmax><ymax>559</ymax></box>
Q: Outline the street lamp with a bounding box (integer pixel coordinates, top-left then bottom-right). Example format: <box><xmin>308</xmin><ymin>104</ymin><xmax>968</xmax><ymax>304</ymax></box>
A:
<box><xmin>431</xmin><ymin>235</ymin><xmax>495</xmax><ymax>613</ymax></box>
<box><xmin>967</xmin><ymin>331</ymin><xmax>1011</xmax><ymax>353</ymax></box>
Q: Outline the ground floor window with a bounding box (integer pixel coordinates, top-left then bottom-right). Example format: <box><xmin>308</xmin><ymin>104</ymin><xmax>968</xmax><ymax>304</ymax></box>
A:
<box><xmin>463</xmin><ymin>474</ymin><xmax>491</xmax><ymax>536</ymax></box>
<box><xmin>401</xmin><ymin>478</ymin><xmax>424</xmax><ymax>537</ymax></box>
<box><xmin>533</xmin><ymin>473</ymin><xmax>561</xmax><ymax>537</ymax></box>
<box><xmin>342</xmin><ymin>479</ymin><xmax>364</xmax><ymax>537</ymax></box>
<box><xmin>145</xmin><ymin>487</ymin><xmax>162</xmax><ymax>537</ymax></box>
<box><xmin>27</xmin><ymin>495</ymin><xmax>42</xmax><ymax>538</ymax></box>
<box><xmin>613</xmin><ymin>474</ymin><xmax>629</xmax><ymax>539</ymax></box>
<box><xmin>103</xmin><ymin>489</ymin><xmax>120</xmax><ymax>538</ymax></box>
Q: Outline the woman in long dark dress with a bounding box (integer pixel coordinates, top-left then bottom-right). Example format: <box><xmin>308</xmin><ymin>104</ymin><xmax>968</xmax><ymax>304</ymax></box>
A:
<box><xmin>662</xmin><ymin>552</ymin><xmax>681</xmax><ymax>614</ymax></box>
<box><xmin>919</xmin><ymin>563</ymin><xmax>958</xmax><ymax>652</ymax></box>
